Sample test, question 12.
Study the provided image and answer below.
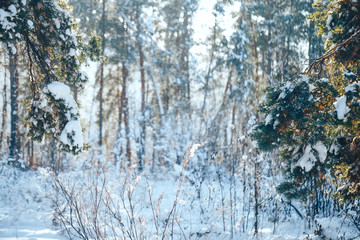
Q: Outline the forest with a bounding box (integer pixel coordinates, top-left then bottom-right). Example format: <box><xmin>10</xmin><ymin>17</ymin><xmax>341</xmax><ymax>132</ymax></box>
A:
<box><xmin>0</xmin><ymin>0</ymin><xmax>360</xmax><ymax>239</ymax></box>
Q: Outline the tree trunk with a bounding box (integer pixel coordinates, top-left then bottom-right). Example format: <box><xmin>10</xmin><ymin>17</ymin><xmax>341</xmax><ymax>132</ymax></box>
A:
<box><xmin>98</xmin><ymin>0</ymin><xmax>106</xmax><ymax>148</ymax></box>
<box><xmin>201</xmin><ymin>19</ymin><xmax>217</xmax><ymax>116</ymax></box>
<box><xmin>308</xmin><ymin>0</ymin><xmax>315</xmax><ymax>65</ymax></box>
<box><xmin>119</xmin><ymin>62</ymin><xmax>131</xmax><ymax>165</ymax></box>
<box><xmin>249</xmin><ymin>21</ymin><xmax>259</xmax><ymax>84</ymax></box>
<box><xmin>181</xmin><ymin>9</ymin><xmax>190</xmax><ymax>105</ymax></box>
<box><xmin>124</xmin><ymin>90</ymin><xmax>131</xmax><ymax>166</ymax></box>
<box><xmin>284</xmin><ymin>0</ymin><xmax>293</xmax><ymax>80</ymax></box>
<box><xmin>0</xmin><ymin>53</ymin><xmax>8</xmax><ymax>153</ymax></box>
<box><xmin>136</xmin><ymin>6</ymin><xmax>146</xmax><ymax>171</ymax></box>
<box><xmin>9</xmin><ymin>47</ymin><xmax>19</xmax><ymax>164</ymax></box>
<box><xmin>254</xmin><ymin>156</ymin><xmax>259</xmax><ymax>236</ymax></box>
<box><xmin>266</xmin><ymin>0</ymin><xmax>272</xmax><ymax>82</ymax></box>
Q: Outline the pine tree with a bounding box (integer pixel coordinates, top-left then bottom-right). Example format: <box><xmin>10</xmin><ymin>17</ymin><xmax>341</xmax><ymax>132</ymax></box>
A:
<box><xmin>0</xmin><ymin>0</ymin><xmax>99</xmax><ymax>156</ymax></box>
<box><xmin>308</xmin><ymin>0</ymin><xmax>360</xmax><ymax>202</ymax></box>
<box><xmin>251</xmin><ymin>0</ymin><xmax>360</xmax><ymax>219</ymax></box>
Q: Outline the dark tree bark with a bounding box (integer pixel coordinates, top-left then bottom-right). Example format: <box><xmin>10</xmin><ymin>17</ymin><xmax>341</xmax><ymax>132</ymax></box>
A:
<box><xmin>118</xmin><ymin>61</ymin><xmax>131</xmax><ymax>165</ymax></box>
<box><xmin>123</xmin><ymin>72</ymin><xmax>131</xmax><ymax>165</ymax></box>
<box><xmin>254</xmin><ymin>157</ymin><xmax>260</xmax><ymax>236</ymax></box>
<box><xmin>180</xmin><ymin>8</ymin><xmax>190</xmax><ymax>104</ymax></box>
<box><xmin>9</xmin><ymin>47</ymin><xmax>19</xmax><ymax>164</ymax></box>
<box><xmin>0</xmin><ymin>54</ymin><xmax>7</xmax><ymax>153</ymax></box>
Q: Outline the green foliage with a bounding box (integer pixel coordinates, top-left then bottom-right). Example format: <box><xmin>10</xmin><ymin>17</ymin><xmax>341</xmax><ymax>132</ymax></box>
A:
<box><xmin>253</xmin><ymin>0</ymin><xmax>360</xmax><ymax>203</ymax></box>
<box><xmin>85</xmin><ymin>35</ymin><xmax>103</xmax><ymax>62</ymax></box>
<box><xmin>0</xmin><ymin>0</ymin><xmax>101</xmax><ymax>154</ymax></box>
<box><xmin>310</xmin><ymin>0</ymin><xmax>360</xmax><ymax>58</ymax></box>
<box><xmin>277</xmin><ymin>181</ymin><xmax>308</xmax><ymax>201</ymax></box>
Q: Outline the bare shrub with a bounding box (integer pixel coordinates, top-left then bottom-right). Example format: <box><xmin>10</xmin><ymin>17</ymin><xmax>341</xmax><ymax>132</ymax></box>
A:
<box><xmin>51</xmin><ymin>145</ymin><xmax>198</xmax><ymax>240</ymax></box>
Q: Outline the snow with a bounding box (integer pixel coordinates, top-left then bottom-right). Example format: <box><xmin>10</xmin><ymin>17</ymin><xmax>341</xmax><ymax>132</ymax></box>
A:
<box><xmin>8</xmin><ymin>43</ymin><xmax>16</xmax><ymax>54</ymax></box>
<box><xmin>65</xmin><ymin>28</ymin><xmax>72</xmax><ymax>37</ymax></box>
<box><xmin>68</xmin><ymin>48</ymin><xmax>76</xmax><ymax>56</ymax></box>
<box><xmin>59</xmin><ymin>120</ymin><xmax>84</xmax><ymax>150</ymax></box>
<box><xmin>278</xmin><ymin>76</ymin><xmax>310</xmax><ymax>101</ymax></box>
<box><xmin>27</xmin><ymin>19</ymin><xmax>33</xmax><ymax>29</ymax></box>
<box><xmin>0</xmin><ymin>167</ymin><xmax>60</xmax><ymax>240</ymax></box>
<box><xmin>189</xmin><ymin>143</ymin><xmax>201</xmax><ymax>158</ymax></box>
<box><xmin>273</xmin><ymin>119</ymin><xmax>280</xmax><ymax>129</ymax></box>
<box><xmin>313</xmin><ymin>141</ymin><xmax>327</xmax><ymax>163</ymax></box>
<box><xmin>46</xmin><ymin>82</ymin><xmax>71</xmax><ymax>102</ymax></box>
<box><xmin>319</xmin><ymin>78</ymin><xmax>329</xmax><ymax>83</ymax></box>
<box><xmin>52</xmin><ymin>0</ymin><xmax>70</xmax><ymax>18</ymax></box>
<box><xmin>292</xmin><ymin>142</ymin><xmax>327</xmax><ymax>172</ymax></box>
<box><xmin>329</xmin><ymin>140</ymin><xmax>340</xmax><ymax>155</ymax></box>
<box><xmin>316</xmin><ymin>217</ymin><xmax>359</xmax><ymax>239</ymax></box>
<box><xmin>53</xmin><ymin>18</ymin><xmax>60</xmax><ymax>29</ymax></box>
<box><xmin>293</xmin><ymin>145</ymin><xmax>317</xmax><ymax>172</ymax></box>
<box><xmin>278</xmin><ymin>81</ymin><xmax>295</xmax><ymax>100</ymax></box>
<box><xmin>344</xmin><ymin>71</ymin><xmax>357</xmax><ymax>79</ymax></box>
<box><xmin>327</xmin><ymin>31</ymin><xmax>333</xmax><ymax>38</ymax></box>
<box><xmin>45</xmin><ymin>81</ymin><xmax>83</xmax><ymax>152</ymax></box>
<box><xmin>0</xmin><ymin>159</ymin><xmax>358</xmax><ymax>240</ymax></box>
<box><xmin>0</xmin><ymin>1</ymin><xmax>358</xmax><ymax>239</ymax></box>
<box><xmin>308</xmin><ymin>83</ymin><xmax>316</xmax><ymax>91</ymax></box>
<box><xmin>0</xmin><ymin>9</ymin><xmax>16</xmax><ymax>31</ymax></box>
<box><xmin>345</xmin><ymin>81</ymin><xmax>360</xmax><ymax>92</ymax></box>
<box><xmin>265</xmin><ymin>114</ymin><xmax>273</xmax><ymax>125</ymax></box>
<box><xmin>46</xmin><ymin>81</ymin><xmax>78</xmax><ymax>120</ymax></box>
<box><xmin>8</xmin><ymin>5</ymin><xmax>17</xmax><ymax>16</ymax></box>
<box><xmin>326</xmin><ymin>15</ymin><xmax>332</xmax><ymax>30</ymax></box>
<box><xmin>333</xmin><ymin>95</ymin><xmax>350</xmax><ymax>120</ymax></box>
<box><xmin>80</xmin><ymin>71</ymin><xmax>88</xmax><ymax>81</ymax></box>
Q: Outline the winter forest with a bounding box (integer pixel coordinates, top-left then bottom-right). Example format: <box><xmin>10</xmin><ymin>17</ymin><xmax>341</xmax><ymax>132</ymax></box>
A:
<box><xmin>1</xmin><ymin>0</ymin><xmax>360</xmax><ymax>239</ymax></box>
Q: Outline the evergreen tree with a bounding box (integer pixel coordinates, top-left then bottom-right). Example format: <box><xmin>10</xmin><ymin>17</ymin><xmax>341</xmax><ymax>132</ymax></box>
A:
<box><xmin>251</xmin><ymin>0</ymin><xmax>360</xmax><ymax>220</ymax></box>
<box><xmin>0</xmin><ymin>0</ymin><xmax>99</xmax><ymax>156</ymax></box>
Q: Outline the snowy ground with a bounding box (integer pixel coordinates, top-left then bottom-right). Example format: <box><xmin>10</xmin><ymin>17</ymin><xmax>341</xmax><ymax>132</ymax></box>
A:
<box><xmin>0</xmin><ymin>167</ymin><xmax>60</xmax><ymax>240</ymax></box>
<box><xmin>0</xmin><ymin>162</ymin><xmax>358</xmax><ymax>240</ymax></box>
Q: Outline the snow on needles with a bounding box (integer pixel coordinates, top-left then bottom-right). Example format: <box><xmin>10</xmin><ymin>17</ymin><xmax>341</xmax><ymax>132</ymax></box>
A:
<box><xmin>45</xmin><ymin>81</ymin><xmax>83</xmax><ymax>152</ymax></box>
<box><xmin>292</xmin><ymin>142</ymin><xmax>327</xmax><ymax>172</ymax></box>
<box><xmin>60</xmin><ymin>120</ymin><xmax>84</xmax><ymax>150</ymax></box>
<box><xmin>333</xmin><ymin>95</ymin><xmax>349</xmax><ymax>120</ymax></box>
<box><xmin>345</xmin><ymin>81</ymin><xmax>360</xmax><ymax>92</ymax></box>
<box><xmin>46</xmin><ymin>81</ymin><xmax>79</xmax><ymax>120</ymax></box>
